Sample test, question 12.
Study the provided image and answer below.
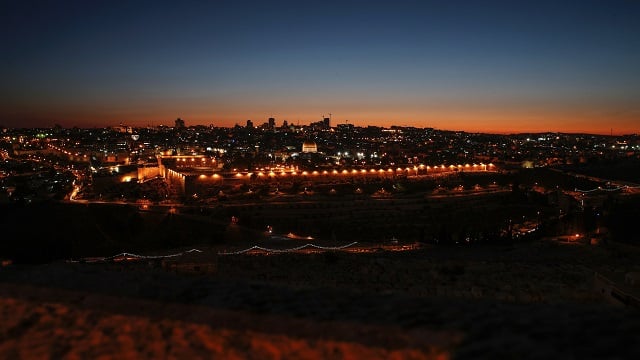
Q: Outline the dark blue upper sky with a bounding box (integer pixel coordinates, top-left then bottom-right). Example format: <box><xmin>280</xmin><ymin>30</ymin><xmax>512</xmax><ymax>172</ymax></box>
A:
<box><xmin>2</xmin><ymin>0</ymin><xmax>639</xmax><ymax>133</ymax></box>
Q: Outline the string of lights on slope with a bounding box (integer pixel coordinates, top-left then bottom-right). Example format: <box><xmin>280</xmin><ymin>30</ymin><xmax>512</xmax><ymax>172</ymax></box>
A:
<box><xmin>67</xmin><ymin>243</ymin><xmax>361</xmax><ymax>262</ymax></box>
<box><xmin>69</xmin><ymin>248</ymin><xmax>203</xmax><ymax>263</ymax></box>
<box><xmin>218</xmin><ymin>242</ymin><xmax>359</xmax><ymax>255</ymax></box>
<box><xmin>575</xmin><ymin>184</ymin><xmax>640</xmax><ymax>193</ymax></box>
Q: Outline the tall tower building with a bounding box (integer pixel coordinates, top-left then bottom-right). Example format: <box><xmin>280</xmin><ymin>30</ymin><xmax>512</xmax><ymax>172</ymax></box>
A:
<box><xmin>175</xmin><ymin>118</ymin><xmax>185</xmax><ymax>129</ymax></box>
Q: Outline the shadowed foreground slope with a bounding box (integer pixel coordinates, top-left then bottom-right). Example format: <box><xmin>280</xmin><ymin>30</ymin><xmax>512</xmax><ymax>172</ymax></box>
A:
<box><xmin>2</xmin><ymin>241</ymin><xmax>640</xmax><ymax>359</ymax></box>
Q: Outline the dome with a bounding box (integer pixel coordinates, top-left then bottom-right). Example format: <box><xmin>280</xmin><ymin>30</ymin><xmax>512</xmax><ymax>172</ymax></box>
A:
<box><xmin>301</xmin><ymin>140</ymin><xmax>318</xmax><ymax>153</ymax></box>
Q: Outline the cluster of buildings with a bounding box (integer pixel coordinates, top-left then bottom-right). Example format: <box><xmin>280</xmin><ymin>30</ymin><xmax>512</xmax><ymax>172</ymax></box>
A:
<box><xmin>1</xmin><ymin>120</ymin><xmax>638</xmax><ymax>200</ymax></box>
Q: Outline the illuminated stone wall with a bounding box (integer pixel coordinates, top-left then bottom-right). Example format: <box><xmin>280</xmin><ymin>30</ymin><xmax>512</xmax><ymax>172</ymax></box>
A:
<box><xmin>138</xmin><ymin>166</ymin><xmax>160</xmax><ymax>182</ymax></box>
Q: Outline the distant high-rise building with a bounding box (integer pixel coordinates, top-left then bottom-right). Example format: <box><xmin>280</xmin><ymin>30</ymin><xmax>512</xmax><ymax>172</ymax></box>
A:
<box><xmin>323</xmin><ymin>117</ymin><xmax>330</xmax><ymax>128</ymax></box>
<box><xmin>268</xmin><ymin>117</ymin><xmax>275</xmax><ymax>129</ymax></box>
<box><xmin>246</xmin><ymin>119</ymin><xmax>254</xmax><ymax>128</ymax></box>
<box><xmin>175</xmin><ymin>118</ymin><xmax>185</xmax><ymax>129</ymax></box>
<box><xmin>282</xmin><ymin>120</ymin><xmax>288</xmax><ymax>128</ymax></box>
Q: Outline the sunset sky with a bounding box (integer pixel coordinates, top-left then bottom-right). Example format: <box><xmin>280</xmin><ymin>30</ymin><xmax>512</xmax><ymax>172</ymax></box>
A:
<box><xmin>1</xmin><ymin>0</ymin><xmax>639</xmax><ymax>134</ymax></box>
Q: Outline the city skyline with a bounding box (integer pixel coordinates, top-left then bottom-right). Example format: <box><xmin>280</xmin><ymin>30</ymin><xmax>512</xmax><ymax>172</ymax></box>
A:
<box><xmin>2</xmin><ymin>0</ymin><xmax>639</xmax><ymax>134</ymax></box>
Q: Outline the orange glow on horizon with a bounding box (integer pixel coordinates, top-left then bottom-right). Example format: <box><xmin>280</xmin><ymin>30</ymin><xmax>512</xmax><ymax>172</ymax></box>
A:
<box><xmin>9</xmin><ymin>105</ymin><xmax>638</xmax><ymax>135</ymax></box>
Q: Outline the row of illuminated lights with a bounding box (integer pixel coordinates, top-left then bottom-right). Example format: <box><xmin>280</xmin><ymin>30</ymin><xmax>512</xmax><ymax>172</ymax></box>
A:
<box><xmin>166</xmin><ymin>168</ymin><xmax>188</xmax><ymax>179</ymax></box>
<box><xmin>160</xmin><ymin>148</ymin><xmax>227</xmax><ymax>156</ymax></box>
<box><xmin>576</xmin><ymin>184</ymin><xmax>640</xmax><ymax>193</ymax></box>
<box><xmin>218</xmin><ymin>242</ymin><xmax>359</xmax><ymax>255</ymax></box>
<box><xmin>48</xmin><ymin>144</ymin><xmax>87</xmax><ymax>157</ymax></box>
<box><xmin>170</xmin><ymin>164</ymin><xmax>495</xmax><ymax>180</ymax></box>
<box><xmin>174</xmin><ymin>157</ymin><xmax>216</xmax><ymax>163</ymax></box>
<box><xmin>228</xmin><ymin>163</ymin><xmax>493</xmax><ymax>178</ymax></box>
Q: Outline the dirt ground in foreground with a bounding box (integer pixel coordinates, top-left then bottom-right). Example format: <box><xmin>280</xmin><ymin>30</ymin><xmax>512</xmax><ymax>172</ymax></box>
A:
<box><xmin>1</xmin><ymin>240</ymin><xmax>640</xmax><ymax>359</ymax></box>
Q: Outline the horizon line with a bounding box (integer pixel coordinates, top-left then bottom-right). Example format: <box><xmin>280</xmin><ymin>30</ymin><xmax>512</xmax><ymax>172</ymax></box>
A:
<box><xmin>2</xmin><ymin>123</ymin><xmax>637</xmax><ymax>137</ymax></box>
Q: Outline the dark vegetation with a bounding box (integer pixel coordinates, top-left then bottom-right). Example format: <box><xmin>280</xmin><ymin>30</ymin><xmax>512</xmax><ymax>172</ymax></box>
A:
<box><xmin>558</xmin><ymin>157</ymin><xmax>640</xmax><ymax>184</ymax></box>
<box><xmin>0</xmin><ymin>202</ymin><xmax>233</xmax><ymax>264</ymax></box>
